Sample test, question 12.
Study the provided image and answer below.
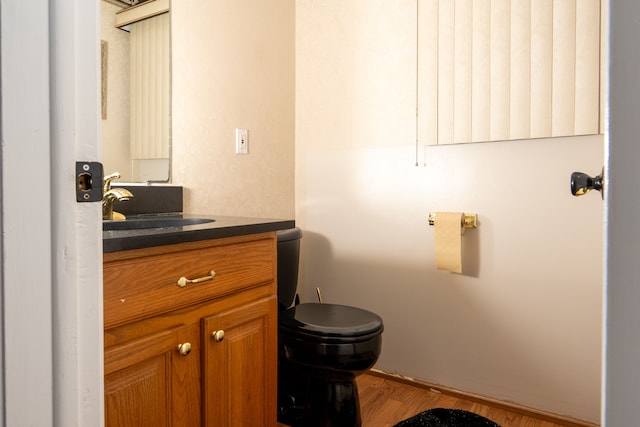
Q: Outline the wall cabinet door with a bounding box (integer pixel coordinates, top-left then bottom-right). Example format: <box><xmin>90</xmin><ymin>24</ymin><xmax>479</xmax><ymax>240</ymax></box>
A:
<box><xmin>202</xmin><ymin>296</ymin><xmax>277</xmax><ymax>427</ymax></box>
<box><xmin>104</xmin><ymin>324</ymin><xmax>201</xmax><ymax>427</ymax></box>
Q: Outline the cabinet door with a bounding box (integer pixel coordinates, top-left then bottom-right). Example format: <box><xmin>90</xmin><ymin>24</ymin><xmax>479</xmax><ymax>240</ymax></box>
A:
<box><xmin>202</xmin><ymin>296</ymin><xmax>277</xmax><ymax>427</ymax></box>
<box><xmin>104</xmin><ymin>324</ymin><xmax>200</xmax><ymax>427</ymax></box>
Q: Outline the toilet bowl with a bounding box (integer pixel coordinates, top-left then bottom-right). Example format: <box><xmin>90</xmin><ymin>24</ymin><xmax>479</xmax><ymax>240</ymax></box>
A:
<box><xmin>277</xmin><ymin>228</ymin><xmax>383</xmax><ymax>427</ymax></box>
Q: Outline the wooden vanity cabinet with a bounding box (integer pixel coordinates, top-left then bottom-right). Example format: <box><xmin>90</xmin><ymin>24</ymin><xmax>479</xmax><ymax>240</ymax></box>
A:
<box><xmin>103</xmin><ymin>233</ymin><xmax>278</xmax><ymax>427</ymax></box>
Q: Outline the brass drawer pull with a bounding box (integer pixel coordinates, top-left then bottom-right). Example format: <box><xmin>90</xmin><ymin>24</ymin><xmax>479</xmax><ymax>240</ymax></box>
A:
<box><xmin>177</xmin><ymin>270</ymin><xmax>216</xmax><ymax>288</ymax></box>
<box><xmin>177</xmin><ymin>342</ymin><xmax>192</xmax><ymax>356</ymax></box>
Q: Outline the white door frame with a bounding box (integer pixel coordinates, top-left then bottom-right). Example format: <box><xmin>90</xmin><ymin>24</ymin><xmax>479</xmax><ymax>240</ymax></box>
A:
<box><xmin>51</xmin><ymin>0</ymin><xmax>104</xmax><ymax>425</ymax></box>
<box><xmin>1</xmin><ymin>0</ymin><xmax>103</xmax><ymax>425</ymax></box>
<box><xmin>1</xmin><ymin>0</ymin><xmax>53</xmax><ymax>424</ymax></box>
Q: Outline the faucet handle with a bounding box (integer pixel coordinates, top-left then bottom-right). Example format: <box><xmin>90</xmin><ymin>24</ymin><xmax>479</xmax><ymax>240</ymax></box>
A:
<box><xmin>103</xmin><ymin>172</ymin><xmax>122</xmax><ymax>193</ymax></box>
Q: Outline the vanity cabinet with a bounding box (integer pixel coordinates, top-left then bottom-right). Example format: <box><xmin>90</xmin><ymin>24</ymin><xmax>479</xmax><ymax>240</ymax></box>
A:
<box><xmin>103</xmin><ymin>232</ymin><xmax>278</xmax><ymax>427</ymax></box>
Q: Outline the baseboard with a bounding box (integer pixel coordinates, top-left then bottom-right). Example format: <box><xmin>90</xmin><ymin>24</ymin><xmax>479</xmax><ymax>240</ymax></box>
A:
<box><xmin>368</xmin><ymin>369</ymin><xmax>599</xmax><ymax>427</ymax></box>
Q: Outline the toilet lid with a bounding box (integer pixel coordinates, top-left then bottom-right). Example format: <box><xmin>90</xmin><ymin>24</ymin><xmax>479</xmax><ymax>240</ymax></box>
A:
<box><xmin>279</xmin><ymin>303</ymin><xmax>383</xmax><ymax>342</ymax></box>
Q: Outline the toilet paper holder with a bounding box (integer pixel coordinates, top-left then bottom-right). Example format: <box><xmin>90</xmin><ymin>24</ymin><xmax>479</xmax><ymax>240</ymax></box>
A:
<box><xmin>428</xmin><ymin>212</ymin><xmax>478</xmax><ymax>228</ymax></box>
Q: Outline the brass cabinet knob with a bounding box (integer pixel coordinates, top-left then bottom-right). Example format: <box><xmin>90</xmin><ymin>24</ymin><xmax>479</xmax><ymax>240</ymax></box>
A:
<box><xmin>177</xmin><ymin>342</ymin><xmax>192</xmax><ymax>356</ymax></box>
<box><xmin>211</xmin><ymin>330</ymin><xmax>225</xmax><ymax>342</ymax></box>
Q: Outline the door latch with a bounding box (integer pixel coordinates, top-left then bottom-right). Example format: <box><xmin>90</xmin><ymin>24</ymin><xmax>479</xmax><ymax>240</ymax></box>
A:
<box><xmin>76</xmin><ymin>161</ymin><xmax>103</xmax><ymax>202</ymax></box>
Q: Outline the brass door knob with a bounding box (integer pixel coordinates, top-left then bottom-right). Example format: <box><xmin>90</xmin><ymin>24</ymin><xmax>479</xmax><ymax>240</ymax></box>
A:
<box><xmin>211</xmin><ymin>330</ymin><xmax>225</xmax><ymax>342</ymax></box>
<box><xmin>177</xmin><ymin>342</ymin><xmax>192</xmax><ymax>356</ymax></box>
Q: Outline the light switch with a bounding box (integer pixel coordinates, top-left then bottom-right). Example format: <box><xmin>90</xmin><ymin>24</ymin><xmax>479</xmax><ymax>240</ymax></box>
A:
<box><xmin>235</xmin><ymin>128</ymin><xmax>248</xmax><ymax>154</ymax></box>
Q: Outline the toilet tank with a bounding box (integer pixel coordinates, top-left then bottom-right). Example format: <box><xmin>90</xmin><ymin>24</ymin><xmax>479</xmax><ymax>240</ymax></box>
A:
<box><xmin>277</xmin><ymin>227</ymin><xmax>302</xmax><ymax>310</ymax></box>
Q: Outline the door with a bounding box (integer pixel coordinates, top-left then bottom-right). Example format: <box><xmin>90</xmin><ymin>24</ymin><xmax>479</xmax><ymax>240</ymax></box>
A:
<box><xmin>603</xmin><ymin>1</ymin><xmax>640</xmax><ymax>425</ymax></box>
<box><xmin>202</xmin><ymin>297</ymin><xmax>277</xmax><ymax>427</ymax></box>
<box><xmin>1</xmin><ymin>0</ymin><xmax>103</xmax><ymax>426</ymax></box>
<box><xmin>104</xmin><ymin>324</ymin><xmax>201</xmax><ymax>427</ymax></box>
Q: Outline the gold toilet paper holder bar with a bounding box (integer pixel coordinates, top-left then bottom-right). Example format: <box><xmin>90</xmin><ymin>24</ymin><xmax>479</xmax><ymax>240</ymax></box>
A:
<box><xmin>428</xmin><ymin>212</ymin><xmax>478</xmax><ymax>228</ymax></box>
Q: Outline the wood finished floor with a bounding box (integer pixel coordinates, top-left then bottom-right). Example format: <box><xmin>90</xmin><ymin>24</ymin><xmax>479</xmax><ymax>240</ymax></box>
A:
<box><xmin>277</xmin><ymin>373</ymin><xmax>593</xmax><ymax>427</ymax></box>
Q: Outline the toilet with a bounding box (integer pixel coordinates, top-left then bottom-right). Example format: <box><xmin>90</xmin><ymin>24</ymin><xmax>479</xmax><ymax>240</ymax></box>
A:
<box><xmin>277</xmin><ymin>228</ymin><xmax>383</xmax><ymax>427</ymax></box>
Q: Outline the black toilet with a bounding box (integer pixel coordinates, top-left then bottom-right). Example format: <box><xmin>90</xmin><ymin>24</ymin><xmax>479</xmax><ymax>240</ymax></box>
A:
<box><xmin>277</xmin><ymin>228</ymin><xmax>383</xmax><ymax>427</ymax></box>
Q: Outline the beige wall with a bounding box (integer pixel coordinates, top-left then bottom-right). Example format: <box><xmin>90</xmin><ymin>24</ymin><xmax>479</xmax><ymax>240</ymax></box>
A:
<box><xmin>169</xmin><ymin>0</ymin><xmax>602</xmax><ymax>422</ymax></box>
<box><xmin>296</xmin><ymin>1</ymin><xmax>602</xmax><ymax>423</ymax></box>
<box><xmin>171</xmin><ymin>0</ymin><xmax>295</xmax><ymax>219</ymax></box>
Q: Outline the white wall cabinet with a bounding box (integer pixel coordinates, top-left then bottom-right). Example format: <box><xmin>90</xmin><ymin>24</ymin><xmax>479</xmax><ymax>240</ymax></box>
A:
<box><xmin>418</xmin><ymin>0</ymin><xmax>602</xmax><ymax>145</ymax></box>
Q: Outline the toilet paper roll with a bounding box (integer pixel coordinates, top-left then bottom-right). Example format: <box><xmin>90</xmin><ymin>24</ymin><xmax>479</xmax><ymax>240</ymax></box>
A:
<box><xmin>434</xmin><ymin>212</ymin><xmax>465</xmax><ymax>273</ymax></box>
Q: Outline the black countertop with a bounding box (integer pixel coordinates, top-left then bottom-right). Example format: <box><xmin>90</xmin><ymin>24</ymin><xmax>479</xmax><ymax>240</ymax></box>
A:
<box><xmin>103</xmin><ymin>214</ymin><xmax>295</xmax><ymax>253</ymax></box>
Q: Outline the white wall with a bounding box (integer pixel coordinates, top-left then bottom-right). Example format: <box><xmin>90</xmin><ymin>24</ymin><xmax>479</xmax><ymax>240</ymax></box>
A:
<box><xmin>296</xmin><ymin>1</ymin><xmax>603</xmax><ymax>423</ymax></box>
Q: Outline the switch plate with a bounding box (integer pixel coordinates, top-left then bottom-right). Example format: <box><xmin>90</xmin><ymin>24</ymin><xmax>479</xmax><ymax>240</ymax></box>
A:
<box><xmin>235</xmin><ymin>128</ymin><xmax>248</xmax><ymax>154</ymax></box>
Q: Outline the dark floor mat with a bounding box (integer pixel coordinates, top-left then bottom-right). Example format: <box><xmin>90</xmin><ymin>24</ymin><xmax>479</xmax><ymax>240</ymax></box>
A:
<box><xmin>393</xmin><ymin>408</ymin><xmax>500</xmax><ymax>427</ymax></box>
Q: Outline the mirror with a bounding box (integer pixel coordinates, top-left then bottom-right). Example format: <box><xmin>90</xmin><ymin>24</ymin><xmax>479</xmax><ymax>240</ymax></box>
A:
<box><xmin>100</xmin><ymin>0</ymin><xmax>171</xmax><ymax>182</ymax></box>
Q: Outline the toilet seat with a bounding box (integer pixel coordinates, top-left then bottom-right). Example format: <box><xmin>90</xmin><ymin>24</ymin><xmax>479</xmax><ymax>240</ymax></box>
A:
<box><xmin>279</xmin><ymin>303</ymin><xmax>383</xmax><ymax>344</ymax></box>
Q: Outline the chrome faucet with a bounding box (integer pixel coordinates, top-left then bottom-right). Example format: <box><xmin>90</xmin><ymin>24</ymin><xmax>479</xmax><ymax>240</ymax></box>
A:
<box><xmin>102</xmin><ymin>172</ymin><xmax>133</xmax><ymax>220</ymax></box>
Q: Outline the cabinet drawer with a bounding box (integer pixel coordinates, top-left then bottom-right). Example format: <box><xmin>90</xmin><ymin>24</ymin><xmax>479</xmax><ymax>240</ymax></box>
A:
<box><xmin>104</xmin><ymin>238</ymin><xmax>275</xmax><ymax>328</ymax></box>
